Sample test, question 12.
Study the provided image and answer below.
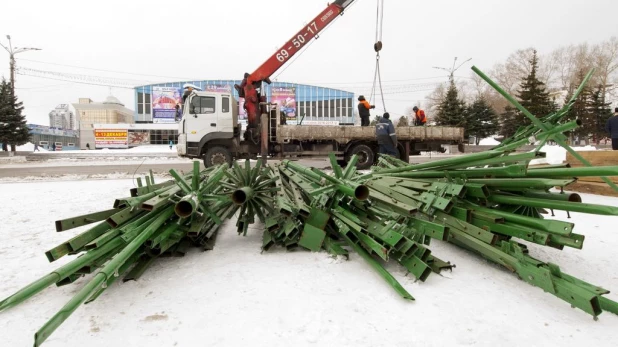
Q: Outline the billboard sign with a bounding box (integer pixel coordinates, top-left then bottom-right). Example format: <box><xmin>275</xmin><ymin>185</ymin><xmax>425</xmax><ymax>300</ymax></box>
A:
<box><xmin>152</xmin><ymin>86</ymin><xmax>182</xmax><ymax>123</ymax></box>
<box><xmin>128</xmin><ymin>131</ymin><xmax>150</xmax><ymax>146</ymax></box>
<box><xmin>95</xmin><ymin>129</ymin><xmax>128</xmax><ymax>149</ymax></box>
<box><xmin>271</xmin><ymin>87</ymin><xmax>297</xmax><ymax>123</ymax></box>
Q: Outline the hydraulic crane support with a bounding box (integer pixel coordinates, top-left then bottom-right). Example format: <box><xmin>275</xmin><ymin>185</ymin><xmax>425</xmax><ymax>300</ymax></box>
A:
<box><xmin>240</xmin><ymin>0</ymin><xmax>356</xmax><ymax>130</ymax></box>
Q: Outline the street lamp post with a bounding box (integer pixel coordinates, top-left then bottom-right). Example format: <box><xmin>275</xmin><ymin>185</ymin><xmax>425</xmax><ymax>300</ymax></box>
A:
<box><xmin>1</xmin><ymin>35</ymin><xmax>42</xmax><ymax>96</ymax></box>
<box><xmin>0</xmin><ymin>35</ymin><xmax>41</xmax><ymax>154</ymax></box>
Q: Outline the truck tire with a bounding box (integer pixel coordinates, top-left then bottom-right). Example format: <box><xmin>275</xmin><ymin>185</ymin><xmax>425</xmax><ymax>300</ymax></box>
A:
<box><xmin>346</xmin><ymin>144</ymin><xmax>374</xmax><ymax>170</ymax></box>
<box><xmin>204</xmin><ymin>146</ymin><xmax>232</xmax><ymax>168</ymax></box>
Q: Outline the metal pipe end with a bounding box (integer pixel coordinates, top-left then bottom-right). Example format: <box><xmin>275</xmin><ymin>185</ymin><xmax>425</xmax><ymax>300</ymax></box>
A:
<box><xmin>355</xmin><ymin>185</ymin><xmax>370</xmax><ymax>201</ymax></box>
<box><xmin>568</xmin><ymin>193</ymin><xmax>582</xmax><ymax>203</ymax></box>
<box><xmin>174</xmin><ymin>201</ymin><xmax>194</xmax><ymax>218</ymax></box>
<box><xmin>232</xmin><ymin>190</ymin><xmax>248</xmax><ymax>205</ymax></box>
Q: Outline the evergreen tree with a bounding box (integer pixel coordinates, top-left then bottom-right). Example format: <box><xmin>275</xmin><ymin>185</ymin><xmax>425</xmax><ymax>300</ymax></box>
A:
<box><xmin>515</xmin><ymin>50</ymin><xmax>557</xmax><ymax>125</ymax></box>
<box><xmin>499</xmin><ymin>105</ymin><xmax>520</xmax><ymax>139</ymax></box>
<box><xmin>563</xmin><ymin>70</ymin><xmax>595</xmax><ymax>143</ymax></box>
<box><xmin>435</xmin><ymin>81</ymin><xmax>467</xmax><ymax>131</ymax></box>
<box><xmin>466</xmin><ymin>96</ymin><xmax>499</xmax><ymax>145</ymax></box>
<box><xmin>590</xmin><ymin>85</ymin><xmax>613</xmax><ymax>143</ymax></box>
<box><xmin>397</xmin><ymin>115</ymin><xmax>409</xmax><ymax>127</ymax></box>
<box><xmin>0</xmin><ymin>79</ymin><xmax>30</xmax><ymax>151</ymax></box>
<box><xmin>369</xmin><ymin>115</ymin><xmax>381</xmax><ymax>126</ymax></box>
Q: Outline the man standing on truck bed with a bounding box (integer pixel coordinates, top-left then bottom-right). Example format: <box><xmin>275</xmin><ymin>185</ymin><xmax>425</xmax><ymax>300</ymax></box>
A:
<box><xmin>413</xmin><ymin>106</ymin><xmax>427</xmax><ymax>126</ymax></box>
<box><xmin>375</xmin><ymin>112</ymin><xmax>398</xmax><ymax>157</ymax></box>
<box><xmin>358</xmin><ymin>95</ymin><xmax>375</xmax><ymax>126</ymax></box>
<box><xmin>607</xmin><ymin>107</ymin><xmax>618</xmax><ymax>150</ymax></box>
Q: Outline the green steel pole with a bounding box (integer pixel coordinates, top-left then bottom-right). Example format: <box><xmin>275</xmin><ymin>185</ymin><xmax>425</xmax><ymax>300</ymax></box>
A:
<box><xmin>373</xmin><ymin>150</ymin><xmax>507</xmax><ymax>174</ymax></box>
<box><xmin>488</xmin><ymin>194</ymin><xmax>618</xmax><ymax>216</ymax></box>
<box><xmin>378</xmin><ymin>164</ymin><xmax>527</xmax><ymax>179</ymax></box>
<box><xmin>192</xmin><ymin>161</ymin><xmax>200</xmax><ymax>191</ymax></box>
<box><xmin>440</xmin><ymin>152</ymin><xmax>545</xmax><ymax>170</ymax></box>
<box><xmin>34</xmin><ymin>207</ymin><xmax>175</xmax><ymax>347</ymax></box>
<box><xmin>0</xmin><ymin>236</ymin><xmax>126</xmax><ymax>312</ymax></box>
<box><xmin>522</xmin><ymin>190</ymin><xmax>582</xmax><ymax>203</ymax></box>
<box><xmin>169</xmin><ymin>169</ymin><xmax>192</xmax><ymax>194</ymax></box>
<box><xmin>525</xmin><ymin>166</ymin><xmax>618</xmax><ymax>178</ymax></box>
<box><xmin>465</xmin><ymin>178</ymin><xmax>575</xmax><ymax>189</ymax></box>
<box><xmin>336</xmin><ymin>223</ymin><xmax>414</xmax><ymax>301</ymax></box>
<box><xmin>460</xmin><ymin>202</ymin><xmax>574</xmax><ymax>236</ymax></box>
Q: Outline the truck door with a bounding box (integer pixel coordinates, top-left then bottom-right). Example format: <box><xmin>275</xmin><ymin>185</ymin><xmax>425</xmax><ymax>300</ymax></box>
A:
<box><xmin>186</xmin><ymin>94</ymin><xmax>218</xmax><ymax>144</ymax></box>
<box><xmin>218</xmin><ymin>95</ymin><xmax>234</xmax><ymax>133</ymax></box>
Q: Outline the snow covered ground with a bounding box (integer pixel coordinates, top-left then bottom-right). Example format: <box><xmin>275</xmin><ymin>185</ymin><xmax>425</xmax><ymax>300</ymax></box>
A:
<box><xmin>0</xmin><ymin>179</ymin><xmax>617</xmax><ymax>347</ymax></box>
<box><xmin>530</xmin><ymin>144</ymin><xmax>598</xmax><ymax>165</ymax></box>
<box><xmin>0</xmin><ymin>143</ymin><xmax>179</xmax><ymax>154</ymax></box>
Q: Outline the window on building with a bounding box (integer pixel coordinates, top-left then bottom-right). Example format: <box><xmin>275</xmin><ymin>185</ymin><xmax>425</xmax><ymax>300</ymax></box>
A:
<box><xmin>138</xmin><ymin>104</ymin><xmax>144</xmax><ymax>114</ymax></box>
<box><xmin>222</xmin><ymin>97</ymin><xmax>230</xmax><ymax>113</ymax></box>
<box><xmin>190</xmin><ymin>96</ymin><xmax>215</xmax><ymax>114</ymax></box>
<box><xmin>145</xmin><ymin>93</ymin><xmax>151</xmax><ymax>114</ymax></box>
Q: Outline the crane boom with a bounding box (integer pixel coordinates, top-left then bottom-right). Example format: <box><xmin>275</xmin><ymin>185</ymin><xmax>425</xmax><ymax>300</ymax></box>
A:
<box><xmin>237</xmin><ymin>0</ymin><xmax>356</xmax><ymax>133</ymax></box>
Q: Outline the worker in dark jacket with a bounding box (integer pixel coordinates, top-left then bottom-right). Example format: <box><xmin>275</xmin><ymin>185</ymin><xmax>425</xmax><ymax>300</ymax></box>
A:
<box><xmin>358</xmin><ymin>95</ymin><xmax>375</xmax><ymax>126</ymax></box>
<box><xmin>607</xmin><ymin>107</ymin><xmax>618</xmax><ymax>150</ymax></box>
<box><xmin>375</xmin><ymin>112</ymin><xmax>398</xmax><ymax>157</ymax></box>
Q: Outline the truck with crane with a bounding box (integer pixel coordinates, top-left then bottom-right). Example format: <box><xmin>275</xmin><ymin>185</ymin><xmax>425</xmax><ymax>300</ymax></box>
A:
<box><xmin>176</xmin><ymin>0</ymin><xmax>465</xmax><ymax>169</ymax></box>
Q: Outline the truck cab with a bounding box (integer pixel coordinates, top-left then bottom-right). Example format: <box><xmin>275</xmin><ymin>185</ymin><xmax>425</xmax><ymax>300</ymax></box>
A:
<box><xmin>177</xmin><ymin>90</ymin><xmax>241</xmax><ymax>165</ymax></box>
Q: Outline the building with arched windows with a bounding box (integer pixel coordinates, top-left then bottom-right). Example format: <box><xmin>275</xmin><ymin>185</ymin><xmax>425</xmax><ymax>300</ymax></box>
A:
<box><xmin>133</xmin><ymin>80</ymin><xmax>356</xmax><ymax>125</ymax></box>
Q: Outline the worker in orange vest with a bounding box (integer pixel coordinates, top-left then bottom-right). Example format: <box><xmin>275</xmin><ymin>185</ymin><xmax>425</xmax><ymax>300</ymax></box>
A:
<box><xmin>413</xmin><ymin>106</ymin><xmax>427</xmax><ymax>126</ymax></box>
<box><xmin>358</xmin><ymin>95</ymin><xmax>375</xmax><ymax>126</ymax></box>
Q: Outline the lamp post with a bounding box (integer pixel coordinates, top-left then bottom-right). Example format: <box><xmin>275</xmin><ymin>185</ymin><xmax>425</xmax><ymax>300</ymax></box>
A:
<box><xmin>0</xmin><ymin>35</ymin><xmax>41</xmax><ymax>154</ymax></box>
<box><xmin>1</xmin><ymin>35</ymin><xmax>42</xmax><ymax>96</ymax></box>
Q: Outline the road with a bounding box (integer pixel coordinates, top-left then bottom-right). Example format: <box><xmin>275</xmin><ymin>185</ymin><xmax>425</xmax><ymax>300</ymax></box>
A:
<box><xmin>0</xmin><ymin>155</ymin><xmax>458</xmax><ymax>179</ymax></box>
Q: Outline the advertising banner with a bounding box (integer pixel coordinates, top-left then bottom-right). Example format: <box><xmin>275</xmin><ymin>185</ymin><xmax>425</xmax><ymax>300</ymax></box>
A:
<box><xmin>152</xmin><ymin>86</ymin><xmax>182</xmax><ymax>124</ymax></box>
<box><xmin>95</xmin><ymin>129</ymin><xmax>128</xmax><ymax>149</ymax></box>
<box><xmin>238</xmin><ymin>97</ymin><xmax>247</xmax><ymax>122</ymax></box>
<box><xmin>205</xmin><ymin>84</ymin><xmax>232</xmax><ymax>93</ymax></box>
<box><xmin>128</xmin><ymin>131</ymin><xmax>151</xmax><ymax>146</ymax></box>
<box><xmin>271</xmin><ymin>87</ymin><xmax>297</xmax><ymax>123</ymax></box>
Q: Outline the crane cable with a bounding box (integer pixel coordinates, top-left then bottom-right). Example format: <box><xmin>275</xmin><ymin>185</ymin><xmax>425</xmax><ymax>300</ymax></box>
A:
<box><xmin>369</xmin><ymin>0</ymin><xmax>386</xmax><ymax>113</ymax></box>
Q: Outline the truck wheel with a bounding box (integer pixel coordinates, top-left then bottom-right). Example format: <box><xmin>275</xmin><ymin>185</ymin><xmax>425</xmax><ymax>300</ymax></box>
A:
<box><xmin>346</xmin><ymin>144</ymin><xmax>374</xmax><ymax>170</ymax></box>
<box><xmin>204</xmin><ymin>146</ymin><xmax>232</xmax><ymax>168</ymax></box>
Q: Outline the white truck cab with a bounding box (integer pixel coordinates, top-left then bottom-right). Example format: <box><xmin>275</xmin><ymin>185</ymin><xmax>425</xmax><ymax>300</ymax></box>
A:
<box><xmin>177</xmin><ymin>90</ymin><xmax>239</xmax><ymax>159</ymax></box>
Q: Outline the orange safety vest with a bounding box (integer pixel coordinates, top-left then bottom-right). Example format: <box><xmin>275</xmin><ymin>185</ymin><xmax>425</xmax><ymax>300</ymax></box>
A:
<box><xmin>415</xmin><ymin>109</ymin><xmax>427</xmax><ymax>124</ymax></box>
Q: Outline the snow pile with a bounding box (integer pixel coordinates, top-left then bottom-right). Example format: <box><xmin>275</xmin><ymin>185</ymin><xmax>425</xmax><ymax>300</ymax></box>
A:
<box><xmin>0</xmin><ymin>179</ymin><xmax>616</xmax><ymax>346</ymax></box>
<box><xmin>98</xmin><ymin>145</ymin><xmax>178</xmax><ymax>154</ymax></box>
<box><xmin>530</xmin><ymin>144</ymin><xmax>598</xmax><ymax>165</ymax></box>
<box><xmin>0</xmin><ymin>142</ymin><xmax>48</xmax><ymax>152</ymax></box>
<box><xmin>0</xmin><ymin>173</ymin><xmax>172</xmax><ymax>183</ymax></box>
<box><xmin>478</xmin><ymin>137</ymin><xmax>501</xmax><ymax>145</ymax></box>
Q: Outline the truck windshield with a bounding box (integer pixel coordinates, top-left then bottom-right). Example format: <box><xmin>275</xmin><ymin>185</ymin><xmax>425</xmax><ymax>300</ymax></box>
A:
<box><xmin>190</xmin><ymin>96</ymin><xmax>215</xmax><ymax>114</ymax></box>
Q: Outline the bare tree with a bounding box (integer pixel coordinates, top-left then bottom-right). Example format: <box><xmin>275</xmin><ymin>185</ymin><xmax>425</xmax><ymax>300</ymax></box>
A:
<box><xmin>592</xmin><ymin>36</ymin><xmax>618</xmax><ymax>102</ymax></box>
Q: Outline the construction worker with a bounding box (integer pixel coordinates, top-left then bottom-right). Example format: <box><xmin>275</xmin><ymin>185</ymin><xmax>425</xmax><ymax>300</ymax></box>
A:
<box><xmin>375</xmin><ymin>112</ymin><xmax>398</xmax><ymax>157</ymax></box>
<box><xmin>413</xmin><ymin>106</ymin><xmax>427</xmax><ymax>126</ymax></box>
<box><xmin>358</xmin><ymin>95</ymin><xmax>375</xmax><ymax>126</ymax></box>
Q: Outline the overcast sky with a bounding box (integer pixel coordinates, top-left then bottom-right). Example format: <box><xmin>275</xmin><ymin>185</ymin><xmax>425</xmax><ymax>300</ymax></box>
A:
<box><xmin>1</xmin><ymin>0</ymin><xmax>617</xmax><ymax>125</ymax></box>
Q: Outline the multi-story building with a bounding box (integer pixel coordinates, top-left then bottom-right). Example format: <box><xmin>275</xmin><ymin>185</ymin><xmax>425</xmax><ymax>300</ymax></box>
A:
<box><xmin>72</xmin><ymin>95</ymin><xmax>135</xmax><ymax>149</ymax></box>
<box><xmin>48</xmin><ymin>104</ymin><xmax>75</xmax><ymax>130</ymax></box>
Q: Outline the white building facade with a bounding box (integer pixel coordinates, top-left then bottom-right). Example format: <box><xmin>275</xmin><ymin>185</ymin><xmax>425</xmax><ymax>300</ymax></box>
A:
<box><xmin>48</xmin><ymin>104</ymin><xmax>76</xmax><ymax>130</ymax></box>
